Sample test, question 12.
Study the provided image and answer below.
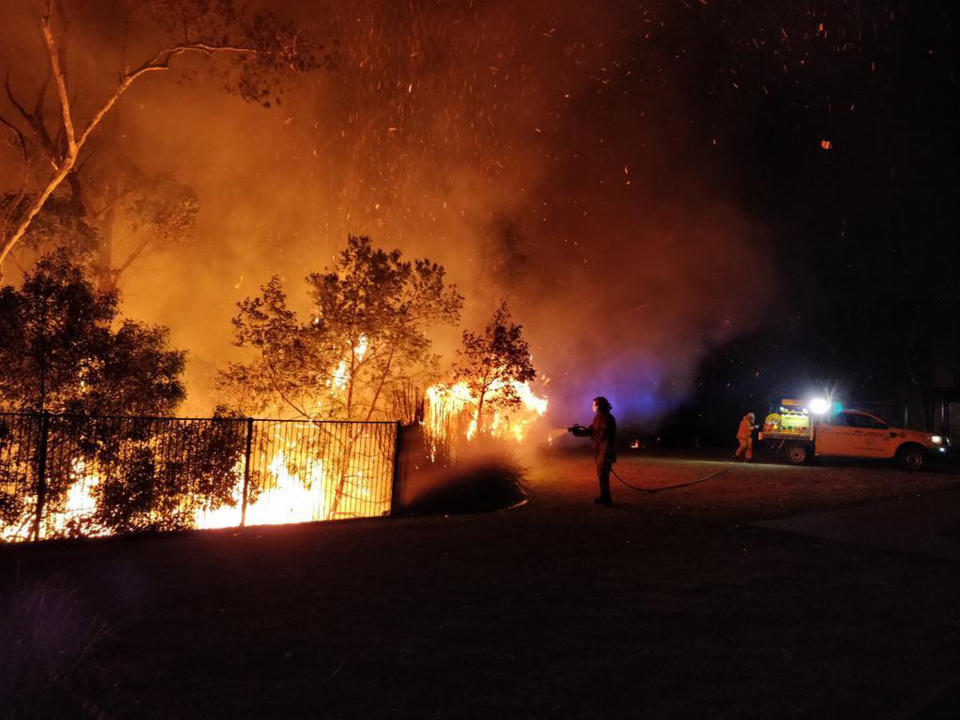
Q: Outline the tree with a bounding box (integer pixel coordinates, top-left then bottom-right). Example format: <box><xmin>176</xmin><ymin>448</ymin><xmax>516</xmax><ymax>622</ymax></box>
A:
<box><xmin>0</xmin><ymin>249</ymin><xmax>185</xmax><ymax>415</ymax></box>
<box><xmin>0</xmin><ymin>250</ymin><xmax>195</xmax><ymax>539</ymax></box>
<box><xmin>0</xmin><ymin>193</ymin><xmax>99</xmax><ymax>272</ymax></box>
<box><xmin>220</xmin><ymin>235</ymin><xmax>463</xmax><ymax>422</ymax></box>
<box><xmin>90</xmin><ymin>165</ymin><xmax>201</xmax><ymax>293</ymax></box>
<box><xmin>453</xmin><ymin>301</ymin><xmax>536</xmax><ymax>436</ymax></box>
<box><xmin>217</xmin><ymin>275</ymin><xmax>332</xmax><ymax>419</ymax></box>
<box><xmin>220</xmin><ymin>235</ymin><xmax>462</xmax><ymax>520</ymax></box>
<box><xmin>0</xmin><ymin>0</ymin><xmax>329</xmax><ymax>278</ymax></box>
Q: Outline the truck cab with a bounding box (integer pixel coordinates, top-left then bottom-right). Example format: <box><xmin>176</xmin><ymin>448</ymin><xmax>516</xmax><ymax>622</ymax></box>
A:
<box><xmin>759</xmin><ymin>400</ymin><xmax>949</xmax><ymax>469</ymax></box>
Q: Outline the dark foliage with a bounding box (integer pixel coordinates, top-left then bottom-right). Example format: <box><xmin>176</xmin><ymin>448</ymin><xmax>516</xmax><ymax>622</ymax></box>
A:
<box><xmin>221</xmin><ymin>235</ymin><xmax>462</xmax><ymax>420</ymax></box>
<box><xmin>87</xmin><ymin>417</ymin><xmax>246</xmax><ymax>535</ymax></box>
<box><xmin>0</xmin><ymin>250</ymin><xmax>185</xmax><ymax>415</ymax></box>
<box><xmin>0</xmin><ymin>254</ymin><xmax>247</xmax><ymax>538</ymax></box>
<box><xmin>400</xmin><ymin>453</ymin><xmax>529</xmax><ymax>516</ymax></box>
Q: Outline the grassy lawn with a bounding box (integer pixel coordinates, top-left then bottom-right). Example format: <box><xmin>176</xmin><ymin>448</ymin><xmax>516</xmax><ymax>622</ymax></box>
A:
<box><xmin>3</xmin><ymin>453</ymin><xmax>960</xmax><ymax>718</ymax></box>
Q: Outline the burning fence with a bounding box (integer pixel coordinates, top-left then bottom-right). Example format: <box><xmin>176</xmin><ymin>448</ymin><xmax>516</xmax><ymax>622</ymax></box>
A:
<box><xmin>0</xmin><ymin>413</ymin><xmax>398</xmax><ymax>543</ymax></box>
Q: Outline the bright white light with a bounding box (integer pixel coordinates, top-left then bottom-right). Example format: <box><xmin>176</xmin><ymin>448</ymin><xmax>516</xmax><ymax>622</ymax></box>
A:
<box><xmin>931</xmin><ymin>435</ymin><xmax>943</xmax><ymax>445</ymax></box>
<box><xmin>808</xmin><ymin>397</ymin><xmax>830</xmax><ymax>415</ymax></box>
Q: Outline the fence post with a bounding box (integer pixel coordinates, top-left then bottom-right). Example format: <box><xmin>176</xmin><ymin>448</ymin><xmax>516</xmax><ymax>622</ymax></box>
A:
<box><xmin>240</xmin><ymin>417</ymin><xmax>254</xmax><ymax>527</ymax></box>
<box><xmin>390</xmin><ymin>421</ymin><xmax>404</xmax><ymax>516</ymax></box>
<box><xmin>33</xmin><ymin>412</ymin><xmax>50</xmax><ymax>542</ymax></box>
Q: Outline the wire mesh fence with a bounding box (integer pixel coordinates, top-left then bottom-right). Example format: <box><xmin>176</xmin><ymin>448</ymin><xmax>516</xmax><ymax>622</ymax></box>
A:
<box><xmin>0</xmin><ymin>413</ymin><xmax>399</xmax><ymax>543</ymax></box>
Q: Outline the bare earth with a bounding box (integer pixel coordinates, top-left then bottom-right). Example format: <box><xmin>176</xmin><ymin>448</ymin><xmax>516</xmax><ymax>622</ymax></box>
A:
<box><xmin>3</xmin><ymin>451</ymin><xmax>960</xmax><ymax>719</ymax></box>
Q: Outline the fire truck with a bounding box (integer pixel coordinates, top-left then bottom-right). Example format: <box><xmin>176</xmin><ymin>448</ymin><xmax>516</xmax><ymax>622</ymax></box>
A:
<box><xmin>758</xmin><ymin>398</ymin><xmax>949</xmax><ymax>470</ymax></box>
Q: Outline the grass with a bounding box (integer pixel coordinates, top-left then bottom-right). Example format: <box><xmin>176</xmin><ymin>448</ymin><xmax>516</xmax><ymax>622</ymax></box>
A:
<box><xmin>1</xmin><ymin>453</ymin><xmax>959</xmax><ymax>718</ymax></box>
<box><xmin>0</xmin><ymin>579</ymin><xmax>107</xmax><ymax>719</ymax></box>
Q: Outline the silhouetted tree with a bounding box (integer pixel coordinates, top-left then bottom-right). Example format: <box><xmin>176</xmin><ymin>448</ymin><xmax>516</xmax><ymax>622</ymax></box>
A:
<box><xmin>454</xmin><ymin>301</ymin><xmax>536</xmax><ymax>436</ymax></box>
<box><xmin>220</xmin><ymin>235</ymin><xmax>462</xmax><ymax>519</ymax></box>
<box><xmin>0</xmin><ymin>251</ymin><xmax>185</xmax><ymax>415</ymax></box>
<box><xmin>0</xmin><ymin>251</ymin><xmax>205</xmax><ymax>539</ymax></box>
<box><xmin>220</xmin><ymin>235</ymin><xmax>463</xmax><ymax>421</ymax></box>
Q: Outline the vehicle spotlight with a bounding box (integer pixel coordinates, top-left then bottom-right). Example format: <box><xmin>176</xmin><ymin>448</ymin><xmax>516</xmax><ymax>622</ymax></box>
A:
<box><xmin>930</xmin><ymin>435</ymin><xmax>943</xmax><ymax>445</ymax></box>
<box><xmin>808</xmin><ymin>397</ymin><xmax>831</xmax><ymax>415</ymax></box>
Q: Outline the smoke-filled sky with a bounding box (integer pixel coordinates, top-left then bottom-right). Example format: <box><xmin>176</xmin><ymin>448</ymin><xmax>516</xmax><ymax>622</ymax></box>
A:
<box><xmin>2</xmin><ymin>0</ymin><xmax>955</xmax><ymax>425</ymax></box>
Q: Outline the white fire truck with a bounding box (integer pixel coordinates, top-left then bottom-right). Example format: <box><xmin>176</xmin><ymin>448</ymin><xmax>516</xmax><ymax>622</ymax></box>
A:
<box><xmin>758</xmin><ymin>398</ymin><xmax>949</xmax><ymax>470</ymax></box>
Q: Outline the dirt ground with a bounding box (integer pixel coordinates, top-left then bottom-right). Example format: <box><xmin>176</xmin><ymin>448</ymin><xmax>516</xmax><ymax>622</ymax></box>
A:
<box><xmin>3</xmin><ymin>450</ymin><xmax>960</xmax><ymax>719</ymax></box>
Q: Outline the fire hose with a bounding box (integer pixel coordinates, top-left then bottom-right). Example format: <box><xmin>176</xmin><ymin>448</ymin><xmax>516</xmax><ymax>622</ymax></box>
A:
<box><xmin>566</xmin><ymin>424</ymin><xmax>731</xmax><ymax>493</ymax></box>
<box><xmin>609</xmin><ymin>465</ymin><xmax>731</xmax><ymax>493</ymax></box>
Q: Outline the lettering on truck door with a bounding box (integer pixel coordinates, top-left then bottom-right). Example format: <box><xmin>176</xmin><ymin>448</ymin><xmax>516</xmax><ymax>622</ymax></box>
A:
<box><xmin>818</xmin><ymin>412</ymin><xmax>881</xmax><ymax>456</ymax></box>
<box><xmin>816</xmin><ymin>413</ymin><xmax>855</xmax><ymax>456</ymax></box>
<box><xmin>846</xmin><ymin>412</ymin><xmax>891</xmax><ymax>456</ymax></box>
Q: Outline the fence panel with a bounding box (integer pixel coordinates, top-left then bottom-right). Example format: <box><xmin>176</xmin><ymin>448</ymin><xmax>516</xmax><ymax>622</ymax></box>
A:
<box><xmin>0</xmin><ymin>414</ymin><xmax>398</xmax><ymax>543</ymax></box>
<box><xmin>0</xmin><ymin>413</ymin><xmax>42</xmax><ymax>541</ymax></box>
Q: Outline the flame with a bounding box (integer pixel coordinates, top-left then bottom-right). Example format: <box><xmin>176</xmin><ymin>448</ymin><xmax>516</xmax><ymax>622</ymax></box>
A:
<box><xmin>2</xmin><ymin>426</ymin><xmax>389</xmax><ymax>542</ymax></box>
<box><xmin>195</xmin><ymin>449</ymin><xmax>332</xmax><ymax>529</ymax></box>
<box><xmin>59</xmin><ymin>459</ymin><xmax>103</xmax><ymax>535</ymax></box>
<box><xmin>1</xmin><ymin>458</ymin><xmax>105</xmax><ymax>542</ymax></box>
<box><xmin>354</xmin><ymin>334</ymin><xmax>368</xmax><ymax>361</ymax></box>
<box><xmin>331</xmin><ymin>360</ymin><xmax>349</xmax><ymax>390</ymax></box>
<box><xmin>424</xmin><ymin>378</ymin><xmax>548</xmax><ymax>453</ymax></box>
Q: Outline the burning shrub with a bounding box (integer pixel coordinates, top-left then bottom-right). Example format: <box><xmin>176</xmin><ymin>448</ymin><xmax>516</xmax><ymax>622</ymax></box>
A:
<box><xmin>453</xmin><ymin>300</ymin><xmax>538</xmax><ymax>437</ymax></box>
<box><xmin>88</xmin><ymin>417</ymin><xmax>247</xmax><ymax>535</ymax></box>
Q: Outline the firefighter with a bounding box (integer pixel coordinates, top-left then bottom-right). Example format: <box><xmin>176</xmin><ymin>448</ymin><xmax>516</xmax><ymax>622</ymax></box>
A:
<box><xmin>569</xmin><ymin>396</ymin><xmax>618</xmax><ymax>505</ymax></box>
<box><xmin>735</xmin><ymin>411</ymin><xmax>757</xmax><ymax>461</ymax></box>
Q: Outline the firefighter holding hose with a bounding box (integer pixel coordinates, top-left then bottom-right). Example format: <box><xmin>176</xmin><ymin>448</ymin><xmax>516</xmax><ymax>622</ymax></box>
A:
<box><xmin>569</xmin><ymin>396</ymin><xmax>618</xmax><ymax>505</ymax></box>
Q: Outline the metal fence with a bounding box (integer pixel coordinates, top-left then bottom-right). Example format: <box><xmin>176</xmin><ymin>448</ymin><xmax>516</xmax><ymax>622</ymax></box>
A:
<box><xmin>0</xmin><ymin>413</ymin><xmax>400</xmax><ymax>543</ymax></box>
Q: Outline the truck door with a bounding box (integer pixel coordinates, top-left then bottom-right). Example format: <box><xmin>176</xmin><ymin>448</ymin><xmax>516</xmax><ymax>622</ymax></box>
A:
<box><xmin>816</xmin><ymin>412</ymin><xmax>859</xmax><ymax>456</ymax></box>
<box><xmin>846</xmin><ymin>412</ymin><xmax>890</xmax><ymax>456</ymax></box>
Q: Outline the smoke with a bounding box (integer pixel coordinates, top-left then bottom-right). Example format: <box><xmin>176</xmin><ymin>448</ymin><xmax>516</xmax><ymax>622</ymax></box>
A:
<box><xmin>1</xmin><ymin>0</ymin><xmax>772</xmax><ymax>424</ymax></box>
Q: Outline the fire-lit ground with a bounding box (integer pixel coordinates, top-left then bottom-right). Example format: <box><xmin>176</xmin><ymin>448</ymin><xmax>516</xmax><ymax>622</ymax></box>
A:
<box><xmin>3</xmin><ymin>453</ymin><xmax>960</xmax><ymax>718</ymax></box>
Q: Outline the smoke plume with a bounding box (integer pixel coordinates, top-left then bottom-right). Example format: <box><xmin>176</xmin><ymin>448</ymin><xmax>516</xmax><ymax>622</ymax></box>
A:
<box><xmin>1</xmin><ymin>0</ymin><xmax>772</xmax><ymax>426</ymax></box>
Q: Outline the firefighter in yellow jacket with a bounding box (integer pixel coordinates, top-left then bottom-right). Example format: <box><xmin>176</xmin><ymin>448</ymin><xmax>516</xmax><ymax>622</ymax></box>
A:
<box><xmin>735</xmin><ymin>412</ymin><xmax>757</xmax><ymax>461</ymax></box>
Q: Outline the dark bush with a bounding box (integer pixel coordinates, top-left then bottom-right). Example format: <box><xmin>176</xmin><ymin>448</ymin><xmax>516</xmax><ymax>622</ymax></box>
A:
<box><xmin>400</xmin><ymin>454</ymin><xmax>529</xmax><ymax>515</ymax></box>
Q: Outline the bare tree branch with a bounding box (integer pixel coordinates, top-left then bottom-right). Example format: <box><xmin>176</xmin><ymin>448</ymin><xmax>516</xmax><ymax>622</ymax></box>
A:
<box><xmin>114</xmin><ymin>234</ymin><xmax>154</xmax><ymax>277</ymax></box>
<box><xmin>0</xmin><ymin>113</ymin><xmax>28</xmax><ymax>160</ymax></box>
<box><xmin>0</xmin><ymin>12</ymin><xmax>261</xmax><ymax>277</ymax></box>
<box><xmin>77</xmin><ymin>42</ymin><xmax>257</xmax><ymax>151</ymax></box>
<box><xmin>4</xmin><ymin>73</ymin><xmax>58</xmax><ymax>164</ymax></box>
<box><xmin>41</xmin><ymin>5</ymin><xmax>77</xmax><ymax>155</ymax></box>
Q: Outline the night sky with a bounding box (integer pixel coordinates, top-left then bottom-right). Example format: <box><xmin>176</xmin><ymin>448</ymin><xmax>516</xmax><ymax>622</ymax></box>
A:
<box><xmin>1</xmin><ymin>0</ymin><xmax>957</xmax><ymax>433</ymax></box>
<box><xmin>667</xmin><ymin>0</ymin><xmax>959</xmax><ymax>437</ymax></box>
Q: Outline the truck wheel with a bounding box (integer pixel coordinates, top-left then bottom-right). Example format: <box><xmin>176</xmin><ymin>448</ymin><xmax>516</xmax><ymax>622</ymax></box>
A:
<box><xmin>896</xmin><ymin>444</ymin><xmax>926</xmax><ymax>471</ymax></box>
<box><xmin>785</xmin><ymin>443</ymin><xmax>809</xmax><ymax>465</ymax></box>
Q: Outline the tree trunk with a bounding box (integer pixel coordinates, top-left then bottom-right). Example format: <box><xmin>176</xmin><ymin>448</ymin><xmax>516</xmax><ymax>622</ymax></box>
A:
<box><xmin>475</xmin><ymin>389</ymin><xmax>487</xmax><ymax>437</ymax></box>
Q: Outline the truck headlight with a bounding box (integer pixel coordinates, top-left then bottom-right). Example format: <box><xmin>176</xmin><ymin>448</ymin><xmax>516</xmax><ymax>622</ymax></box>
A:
<box><xmin>930</xmin><ymin>435</ymin><xmax>943</xmax><ymax>445</ymax></box>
